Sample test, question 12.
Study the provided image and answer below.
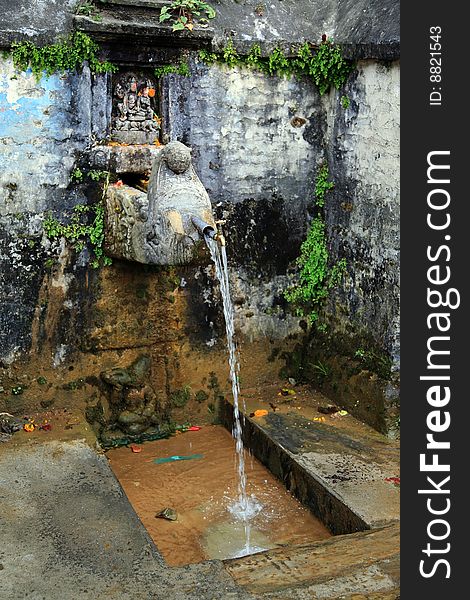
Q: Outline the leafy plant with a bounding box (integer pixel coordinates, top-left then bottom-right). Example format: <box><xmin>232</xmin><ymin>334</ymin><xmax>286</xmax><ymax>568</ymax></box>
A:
<box><xmin>154</xmin><ymin>59</ymin><xmax>191</xmax><ymax>78</ymax></box>
<box><xmin>354</xmin><ymin>348</ymin><xmax>392</xmax><ymax>379</ymax></box>
<box><xmin>267</xmin><ymin>46</ymin><xmax>291</xmax><ymax>77</ymax></box>
<box><xmin>159</xmin><ymin>1</ymin><xmax>216</xmax><ymax>32</ymax></box>
<box><xmin>71</xmin><ymin>168</ymin><xmax>108</xmax><ymax>183</ymax></box>
<box><xmin>303</xmin><ymin>42</ymin><xmax>352</xmax><ymax>95</ymax></box>
<box><xmin>198</xmin><ymin>48</ymin><xmax>218</xmax><ymax>65</ymax></box>
<box><xmin>199</xmin><ymin>39</ymin><xmax>353</xmax><ymax>95</ymax></box>
<box><xmin>71</xmin><ymin>168</ymin><xmax>84</xmax><ymax>183</ymax></box>
<box><xmin>341</xmin><ymin>94</ymin><xmax>350</xmax><ymax>109</ymax></box>
<box><xmin>75</xmin><ymin>2</ymin><xmax>94</xmax><ymax>16</ymax></box>
<box><xmin>75</xmin><ymin>1</ymin><xmax>102</xmax><ymax>21</ymax></box>
<box><xmin>170</xmin><ymin>385</ymin><xmax>191</xmax><ymax>407</ymax></box>
<box><xmin>195</xmin><ymin>390</ymin><xmax>209</xmax><ymax>403</ymax></box>
<box><xmin>311</xmin><ymin>360</ymin><xmax>331</xmax><ymax>379</ymax></box>
<box><xmin>88</xmin><ymin>169</ymin><xmax>109</xmax><ymax>182</ymax></box>
<box><xmin>284</xmin><ymin>164</ymin><xmax>346</xmax><ymax>322</ymax></box>
<box><xmin>43</xmin><ymin>173</ymin><xmax>112</xmax><ymax>268</ymax></box>
<box><xmin>314</xmin><ymin>164</ymin><xmax>334</xmax><ymax>208</ymax></box>
<box><xmin>10</xmin><ymin>31</ymin><xmax>117</xmax><ymax>80</ymax></box>
<box><xmin>222</xmin><ymin>39</ymin><xmax>241</xmax><ymax>69</ymax></box>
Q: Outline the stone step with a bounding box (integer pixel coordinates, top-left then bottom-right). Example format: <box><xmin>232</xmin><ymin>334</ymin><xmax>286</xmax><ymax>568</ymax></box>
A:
<box><xmin>224</xmin><ymin>524</ymin><xmax>400</xmax><ymax>597</ymax></box>
<box><xmin>221</xmin><ymin>398</ymin><xmax>400</xmax><ymax>534</ymax></box>
<box><xmin>102</xmin><ymin>0</ymin><xmax>169</xmax><ymax>9</ymax></box>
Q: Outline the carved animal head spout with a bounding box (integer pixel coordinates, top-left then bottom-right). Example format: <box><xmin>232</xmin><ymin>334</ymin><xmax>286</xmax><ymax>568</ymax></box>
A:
<box><xmin>104</xmin><ymin>141</ymin><xmax>217</xmax><ymax>265</ymax></box>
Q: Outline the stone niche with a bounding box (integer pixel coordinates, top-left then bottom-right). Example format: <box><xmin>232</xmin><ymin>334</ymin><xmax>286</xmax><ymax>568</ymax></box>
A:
<box><xmin>76</xmin><ymin>0</ymin><xmax>214</xmax><ymax>150</ymax></box>
<box><xmin>111</xmin><ymin>70</ymin><xmax>161</xmax><ymax>145</ymax></box>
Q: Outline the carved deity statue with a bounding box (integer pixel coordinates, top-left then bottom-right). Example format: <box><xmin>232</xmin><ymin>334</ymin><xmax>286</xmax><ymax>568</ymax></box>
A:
<box><xmin>112</xmin><ymin>72</ymin><xmax>160</xmax><ymax>144</ymax></box>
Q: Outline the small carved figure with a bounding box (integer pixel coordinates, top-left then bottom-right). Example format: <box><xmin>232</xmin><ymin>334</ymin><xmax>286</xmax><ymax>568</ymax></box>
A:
<box><xmin>112</xmin><ymin>72</ymin><xmax>160</xmax><ymax>141</ymax></box>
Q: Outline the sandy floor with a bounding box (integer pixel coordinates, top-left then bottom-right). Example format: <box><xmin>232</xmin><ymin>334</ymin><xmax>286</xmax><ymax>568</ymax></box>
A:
<box><xmin>107</xmin><ymin>425</ymin><xmax>331</xmax><ymax>566</ymax></box>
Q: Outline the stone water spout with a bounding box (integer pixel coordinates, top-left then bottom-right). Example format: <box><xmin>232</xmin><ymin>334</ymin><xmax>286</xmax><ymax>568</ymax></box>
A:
<box><xmin>104</xmin><ymin>141</ymin><xmax>217</xmax><ymax>265</ymax></box>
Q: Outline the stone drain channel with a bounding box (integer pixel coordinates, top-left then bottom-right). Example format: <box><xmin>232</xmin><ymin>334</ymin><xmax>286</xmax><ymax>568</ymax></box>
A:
<box><xmin>0</xmin><ymin>400</ymin><xmax>399</xmax><ymax>599</ymax></box>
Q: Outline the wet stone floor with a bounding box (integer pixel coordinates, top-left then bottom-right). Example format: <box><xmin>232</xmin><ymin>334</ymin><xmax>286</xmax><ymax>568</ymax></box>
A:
<box><xmin>107</xmin><ymin>425</ymin><xmax>331</xmax><ymax>566</ymax></box>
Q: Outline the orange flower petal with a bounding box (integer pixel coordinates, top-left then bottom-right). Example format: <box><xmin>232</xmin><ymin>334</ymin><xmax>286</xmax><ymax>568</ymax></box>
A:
<box><xmin>253</xmin><ymin>409</ymin><xmax>268</xmax><ymax>418</ymax></box>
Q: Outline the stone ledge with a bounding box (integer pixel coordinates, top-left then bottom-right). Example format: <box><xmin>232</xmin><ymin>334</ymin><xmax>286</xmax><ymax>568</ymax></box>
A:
<box><xmin>220</xmin><ymin>398</ymin><xmax>399</xmax><ymax>533</ymax></box>
<box><xmin>89</xmin><ymin>144</ymin><xmax>162</xmax><ymax>174</ymax></box>
<box><xmin>0</xmin><ymin>0</ymin><xmax>399</xmax><ymax>61</ymax></box>
<box><xmin>73</xmin><ymin>12</ymin><xmax>215</xmax><ymax>50</ymax></box>
<box><xmin>104</xmin><ymin>0</ymin><xmax>168</xmax><ymax>7</ymax></box>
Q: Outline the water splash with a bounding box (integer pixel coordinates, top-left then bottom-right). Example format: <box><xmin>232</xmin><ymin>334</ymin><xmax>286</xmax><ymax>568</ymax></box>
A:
<box><xmin>205</xmin><ymin>235</ymin><xmax>259</xmax><ymax>555</ymax></box>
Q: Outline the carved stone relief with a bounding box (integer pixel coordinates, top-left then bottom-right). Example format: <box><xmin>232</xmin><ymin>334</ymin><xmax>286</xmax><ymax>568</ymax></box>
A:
<box><xmin>104</xmin><ymin>142</ymin><xmax>216</xmax><ymax>265</ymax></box>
<box><xmin>111</xmin><ymin>71</ymin><xmax>160</xmax><ymax>144</ymax></box>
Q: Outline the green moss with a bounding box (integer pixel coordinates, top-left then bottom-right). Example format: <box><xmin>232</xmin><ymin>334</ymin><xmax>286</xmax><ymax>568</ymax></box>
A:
<box><xmin>63</xmin><ymin>378</ymin><xmax>86</xmax><ymax>391</ymax></box>
<box><xmin>199</xmin><ymin>40</ymin><xmax>353</xmax><ymax>95</ymax></box>
<box><xmin>135</xmin><ymin>285</ymin><xmax>148</xmax><ymax>300</ymax></box>
<box><xmin>170</xmin><ymin>385</ymin><xmax>191</xmax><ymax>408</ymax></box>
<box><xmin>354</xmin><ymin>348</ymin><xmax>392</xmax><ymax>380</ymax></box>
<box><xmin>195</xmin><ymin>389</ymin><xmax>209</xmax><ymax>403</ymax></box>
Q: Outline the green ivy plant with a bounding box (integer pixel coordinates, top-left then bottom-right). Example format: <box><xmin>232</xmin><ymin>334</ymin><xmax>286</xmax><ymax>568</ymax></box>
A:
<box><xmin>71</xmin><ymin>168</ymin><xmax>108</xmax><ymax>184</ymax></box>
<box><xmin>199</xmin><ymin>39</ymin><xmax>353</xmax><ymax>95</ymax></box>
<box><xmin>299</xmin><ymin>41</ymin><xmax>351</xmax><ymax>95</ymax></box>
<box><xmin>43</xmin><ymin>173</ymin><xmax>112</xmax><ymax>268</ymax></box>
<box><xmin>70</xmin><ymin>168</ymin><xmax>84</xmax><ymax>183</ymax></box>
<box><xmin>159</xmin><ymin>1</ymin><xmax>216</xmax><ymax>32</ymax></box>
<box><xmin>284</xmin><ymin>164</ymin><xmax>346</xmax><ymax>322</ymax></box>
<box><xmin>154</xmin><ymin>59</ymin><xmax>191</xmax><ymax>78</ymax></box>
<box><xmin>10</xmin><ymin>31</ymin><xmax>117</xmax><ymax>80</ymax></box>
<box><xmin>314</xmin><ymin>164</ymin><xmax>334</xmax><ymax>208</ymax></box>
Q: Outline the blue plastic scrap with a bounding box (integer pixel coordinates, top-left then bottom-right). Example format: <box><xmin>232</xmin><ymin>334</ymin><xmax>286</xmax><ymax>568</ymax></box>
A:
<box><xmin>153</xmin><ymin>454</ymin><xmax>203</xmax><ymax>464</ymax></box>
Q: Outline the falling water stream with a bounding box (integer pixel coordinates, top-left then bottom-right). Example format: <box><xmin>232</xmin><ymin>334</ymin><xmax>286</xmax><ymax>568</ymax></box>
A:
<box><xmin>205</xmin><ymin>235</ymin><xmax>261</xmax><ymax>556</ymax></box>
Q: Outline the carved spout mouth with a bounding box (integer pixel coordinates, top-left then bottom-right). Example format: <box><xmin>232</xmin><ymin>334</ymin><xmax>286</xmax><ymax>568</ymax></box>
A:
<box><xmin>191</xmin><ymin>216</ymin><xmax>216</xmax><ymax>239</ymax></box>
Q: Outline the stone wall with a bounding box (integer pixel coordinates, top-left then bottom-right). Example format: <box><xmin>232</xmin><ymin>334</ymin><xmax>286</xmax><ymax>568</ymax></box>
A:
<box><xmin>164</xmin><ymin>58</ymin><xmax>400</xmax><ymax>361</ymax></box>
<box><xmin>0</xmin><ymin>0</ymin><xmax>400</xmax><ymax>434</ymax></box>
<box><xmin>0</xmin><ymin>58</ymin><xmax>108</xmax><ymax>363</ymax></box>
<box><xmin>325</xmin><ymin>60</ymin><xmax>400</xmax><ymax>367</ymax></box>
